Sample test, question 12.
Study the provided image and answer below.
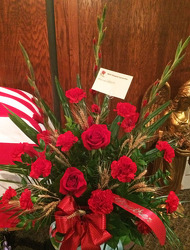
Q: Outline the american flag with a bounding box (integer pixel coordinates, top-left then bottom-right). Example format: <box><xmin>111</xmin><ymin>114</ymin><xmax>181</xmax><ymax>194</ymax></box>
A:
<box><xmin>0</xmin><ymin>87</ymin><xmax>46</xmax><ymax>196</ymax></box>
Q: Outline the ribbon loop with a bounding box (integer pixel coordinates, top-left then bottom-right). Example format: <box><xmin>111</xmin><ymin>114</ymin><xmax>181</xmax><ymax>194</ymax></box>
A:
<box><xmin>54</xmin><ymin>196</ymin><xmax>112</xmax><ymax>250</ymax></box>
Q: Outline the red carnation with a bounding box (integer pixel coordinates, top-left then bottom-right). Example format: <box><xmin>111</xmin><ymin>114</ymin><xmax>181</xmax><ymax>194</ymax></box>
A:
<box><xmin>66</xmin><ymin>87</ymin><xmax>86</xmax><ymax>103</ymax></box>
<box><xmin>81</xmin><ymin>124</ymin><xmax>111</xmax><ymax>150</ymax></box>
<box><xmin>56</xmin><ymin>131</ymin><xmax>78</xmax><ymax>152</ymax></box>
<box><xmin>12</xmin><ymin>143</ymin><xmax>38</xmax><ymax>162</ymax></box>
<box><xmin>118</xmin><ymin>113</ymin><xmax>139</xmax><ymax>133</ymax></box>
<box><xmin>1</xmin><ymin>187</ymin><xmax>17</xmax><ymax>204</ymax></box>
<box><xmin>156</xmin><ymin>141</ymin><xmax>175</xmax><ymax>163</ymax></box>
<box><xmin>91</xmin><ymin>104</ymin><xmax>101</xmax><ymax>114</ymax></box>
<box><xmin>88</xmin><ymin>189</ymin><xmax>114</xmax><ymax>214</ymax></box>
<box><xmin>111</xmin><ymin>156</ymin><xmax>137</xmax><ymax>182</ymax></box>
<box><xmin>166</xmin><ymin>191</ymin><xmax>179</xmax><ymax>213</ymax></box>
<box><xmin>37</xmin><ymin>130</ymin><xmax>51</xmax><ymax>145</ymax></box>
<box><xmin>114</xmin><ymin>102</ymin><xmax>137</xmax><ymax>117</ymax></box>
<box><xmin>30</xmin><ymin>154</ymin><xmax>52</xmax><ymax>179</ymax></box>
<box><xmin>136</xmin><ymin>220</ymin><xmax>152</xmax><ymax>235</ymax></box>
<box><xmin>59</xmin><ymin>167</ymin><xmax>87</xmax><ymax>197</ymax></box>
<box><xmin>19</xmin><ymin>189</ymin><xmax>33</xmax><ymax>210</ymax></box>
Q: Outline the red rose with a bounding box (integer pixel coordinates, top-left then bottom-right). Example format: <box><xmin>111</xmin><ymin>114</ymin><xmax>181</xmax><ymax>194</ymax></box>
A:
<box><xmin>37</xmin><ymin>130</ymin><xmax>51</xmax><ymax>145</ymax></box>
<box><xmin>165</xmin><ymin>191</ymin><xmax>179</xmax><ymax>213</ymax></box>
<box><xmin>56</xmin><ymin>131</ymin><xmax>78</xmax><ymax>152</ymax></box>
<box><xmin>111</xmin><ymin>156</ymin><xmax>137</xmax><ymax>182</ymax></box>
<box><xmin>19</xmin><ymin>189</ymin><xmax>33</xmax><ymax>210</ymax></box>
<box><xmin>88</xmin><ymin>189</ymin><xmax>114</xmax><ymax>214</ymax></box>
<box><xmin>30</xmin><ymin>154</ymin><xmax>52</xmax><ymax>179</ymax></box>
<box><xmin>114</xmin><ymin>102</ymin><xmax>137</xmax><ymax>117</ymax></box>
<box><xmin>156</xmin><ymin>141</ymin><xmax>175</xmax><ymax>163</ymax></box>
<box><xmin>136</xmin><ymin>220</ymin><xmax>151</xmax><ymax>235</ymax></box>
<box><xmin>59</xmin><ymin>167</ymin><xmax>87</xmax><ymax>197</ymax></box>
<box><xmin>1</xmin><ymin>187</ymin><xmax>17</xmax><ymax>204</ymax></box>
<box><xmin>91</xmin><ymin>104</ymin><xmax>101</xmax><ymax>114</ymax></box>
<box><xmin>81</xmin><ymin>124</ymin><xmax>111</xmax><ymax>150</ymax></box>
<box><xmin>66</xmin><ymin>87</ymin><xmax>86</xmax><ymax>103</ymax></box>
<box><xmin>12</xmin><ymin>143</ymin><xmax>38</xmax><ymax>162</ymax></box>
<box><xmin>118</xmin><ymin>113</ymin><xmax>139</xmax><ymax>133</ymax></box>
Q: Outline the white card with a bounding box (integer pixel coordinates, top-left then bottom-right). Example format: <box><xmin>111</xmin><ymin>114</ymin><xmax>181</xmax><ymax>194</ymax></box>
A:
<box><xmin>92</xmin><ymin>68</ymin><xmax>133</xmax><ymax>99</ymax></box>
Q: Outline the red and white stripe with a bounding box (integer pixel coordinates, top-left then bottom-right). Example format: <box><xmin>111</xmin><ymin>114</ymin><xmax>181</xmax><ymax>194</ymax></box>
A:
<box><xmin>0</xmin><ymin>87</ymin><xmax>46</xmax><ymax>196</ymax></box>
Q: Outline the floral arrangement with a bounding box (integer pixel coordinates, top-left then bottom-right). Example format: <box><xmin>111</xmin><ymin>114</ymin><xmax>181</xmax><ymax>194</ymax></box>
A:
<box><xmin>0</xmin><ymin>7</ymin><xmax>190</xmax><ymax>250</ymax></box>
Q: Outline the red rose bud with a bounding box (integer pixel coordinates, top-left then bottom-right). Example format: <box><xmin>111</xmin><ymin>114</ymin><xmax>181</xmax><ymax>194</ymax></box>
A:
<box><xmin>98</xmin><ymin>52</ymin><xmax>102</xmax><ymax>59</ymax></box>
<box><xmin>88</xmin><ymin>189</ymin><xmax>114</xmax><ymax>214</ymax></box>
<box><xmin>144</xmin><ymin>112</ymin><xmax>149</xmax><ymax>119</ymax></box>
<box><xmin>166</xmin><ymin>191</ymin><xmax>179</xmax><ymax>213</ymax></box>
<box><xmin>154</xmin><ymin>79</ymin><xmax>159</xmax><ymax>85</ymax></box>
<box><xmin>94</xmin><ymin>65</ymin><xmax>98</xmax><ymax>72</ymax></box>
<box><xmin>33</xmin><ymin>113</ymin><xmax>44</xmax><ymax>124</ymax></box>
<box><xmin>142</xmin><ymin>99</ymin><xmax>148</xmax><ymax>107</ymax></box>
<box><xmin>59</xmin><ymin>167</ymin><xmax>87</xmax><ymax>197</ymax></box>
<box><xmin>88</xmin><ymin>116</ymin><xmax>94</xmax><ymax>127</ymax></box>
<box><xmin>93</xmin><ymin>37</ymin><xmax>96</xmax><ymax>45</ymax></box>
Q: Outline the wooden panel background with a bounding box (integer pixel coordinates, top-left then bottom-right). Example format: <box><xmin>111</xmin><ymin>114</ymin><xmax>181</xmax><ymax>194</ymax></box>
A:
<box><xmin>0</xmin><ymin>0</ymin><xmax>190</xmax><ymax>117</ymax></box>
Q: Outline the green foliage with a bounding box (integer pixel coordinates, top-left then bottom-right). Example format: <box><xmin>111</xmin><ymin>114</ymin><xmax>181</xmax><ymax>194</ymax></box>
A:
<box><xmin>55</xmin><ymin>76</ymin><xmax>73</xmax><ymax>120</ymax></box>
<box><xmin>40</xmin><ymin>98</ymin><xmax>61</xmax><ymax>131</ymax></box>
<box><xmin>7</xmin><ymin>108</ymin><xmax>38</xmax><ymax>144</ymax></box>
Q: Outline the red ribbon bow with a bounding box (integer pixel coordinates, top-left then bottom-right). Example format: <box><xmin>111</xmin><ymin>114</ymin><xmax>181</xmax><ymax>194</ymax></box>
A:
<box><xmin>54</xmin><ymin>196</ymin><xmax>112</xmax><ymax>250</ymax></box>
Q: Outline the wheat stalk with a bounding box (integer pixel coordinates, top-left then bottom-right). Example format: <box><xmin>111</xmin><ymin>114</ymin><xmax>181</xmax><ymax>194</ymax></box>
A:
<box><xmin>128</xmin><ymin>182</ymin><xmax>147</xmax><ymax>192</ymax></box>
<box><xmin>49</xmin><ymin>143</ymin><xmax>72</xmax><ymax>167</ymax></box>
<box><xmin>133</xmin><ymin>170</ymin><xmax>148</xmax><ymax>181</ymax></box>
<box><xmin>119</xmin><ymin>138</ymin><xmax>130</xmax><ymax>155</ymax></box>
<box><xmin>135</xmin><ymin>187</ymin><xmax>156</xmax><ymax>193</ymax></box>
<box><xmin>67</xmin><ymin>209</ymin><xmax>86</xmax><ymax>219</ymax></box>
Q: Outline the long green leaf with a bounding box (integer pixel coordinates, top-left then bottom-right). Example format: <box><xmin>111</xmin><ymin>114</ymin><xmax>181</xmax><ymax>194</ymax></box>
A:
<box><xmin>41</xmin><ymin>99</ymin><xmax>61</xmax><ymax>131</ymax></box>
<box><xmin>146</xmin><ymin>112</ymin><xmax>171</xmax><ymax>136</ymax></box>
<box><xmin>6</xmin><ymin>108</ymin><xmax>38</xmax><ymax>144</ymax></box>
<box><xmin>110</xmin><ymin>116</ymin><xmax>123</xmax><ymax>139</ymax></box>
<box><xmin>143</xmin><ymin>101</ymin><xmax>171</xmax><ymax>126</ymax></box>
<box><xmin>0</xmin><ymin>165</ymin><xmax>28</xmax><ymax>175</ymax></box>
<box><xmin>55</xmin><ymin>76</ymin><xmax>73</xmax><ymax>119</ymax></box>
